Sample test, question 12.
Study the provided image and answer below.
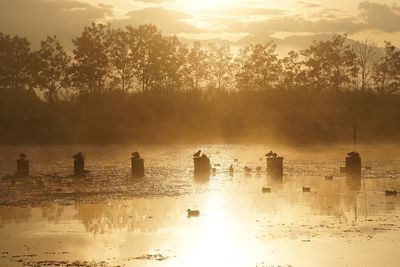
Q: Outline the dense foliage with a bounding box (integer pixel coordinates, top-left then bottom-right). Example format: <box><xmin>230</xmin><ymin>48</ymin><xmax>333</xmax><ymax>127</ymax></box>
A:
<box><xmin>0</xmin><ymin>24</ymin><xmax>400</xmax><ymax>144</ymax></box>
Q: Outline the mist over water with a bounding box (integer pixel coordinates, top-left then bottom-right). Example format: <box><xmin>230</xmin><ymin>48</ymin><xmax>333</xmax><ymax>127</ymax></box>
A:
<box><xmin>1</xmin><ymin>144</ymin><xmax>400</xmax><ymax>266</ymax></box>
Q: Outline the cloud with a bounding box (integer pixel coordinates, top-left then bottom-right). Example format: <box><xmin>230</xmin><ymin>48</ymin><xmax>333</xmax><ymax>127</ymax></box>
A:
<box><xmin>223</xmin><ymin>16</ymin><xmax>367</xmax><ymax>35</ymax></box>
<box><xmin>112</xmin><ymin>7</ymin><xmax>202</xmax><ymax>34</ymax></box>
<box><xmin>218</xmin><ymin>7</ymin><xmax>284</xmax><ymax>16</ymax></box>
<box><xmin>0</xmin><ymin>0</ymin><xmax>112</xmax><ymax>48</ymax></box>
<box><xmin>133</xmin><ymin>0</ymin><xmax>175</xmax><ymax>2</ymax></box>
<box><xmin>359</xmin><ymin>1</ymin><xmax>400</xmax><ymax>32</ymax></box>
<box><xmin>297</xmin><ymin>1</ymin><xmax>322</xmax><ymax>8</ymax></box>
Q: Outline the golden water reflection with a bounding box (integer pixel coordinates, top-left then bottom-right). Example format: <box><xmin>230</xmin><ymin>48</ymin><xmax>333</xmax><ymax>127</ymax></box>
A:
<box><xmin>1</xmin><ymin>174</ymin><xmax>400</xmax><ymax>266</ymax></box>
<box><xmin>1</xmin><ymin>144</ymin><xmax>400</xmax><ymax>266</ymax></box>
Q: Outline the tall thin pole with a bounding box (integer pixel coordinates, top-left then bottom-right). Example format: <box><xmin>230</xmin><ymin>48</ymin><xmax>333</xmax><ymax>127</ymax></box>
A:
<box><xmin>354</xmin><ymin>124</ymin><xmax>357</xmax><ymax>152</ymax></box>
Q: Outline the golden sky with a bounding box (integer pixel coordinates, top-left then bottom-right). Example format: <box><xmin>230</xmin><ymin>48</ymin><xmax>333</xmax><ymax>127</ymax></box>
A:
<box><xmin>1</xmin><ymin>0</ymin><xmax>400</xmax><ymax>49</ymax></box>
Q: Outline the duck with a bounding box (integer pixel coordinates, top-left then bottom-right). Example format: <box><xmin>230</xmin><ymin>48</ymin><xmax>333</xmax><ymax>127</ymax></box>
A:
<box><xmin>187</xmin><ymin>209</ymin><xmax>200</xmax><ymax>217</ymax></box>
<box><xmin>73</xmin><ymin>152</ymin><xmax>83</xmax><ymax>159</ymax></box>
<box><xmin>244</xmin><ymin>166</ymin><xmax>252</xmax><ymax>173</ymax></box>
<box><xmin>214</xmin><ymin>163</ymin><xmax>221</xmax><ymax>167</ymax></box>
<box><xmin>325</xmin><ymin>175</ymin><xmax>333</xmax><ymax>181</ymax></box>
<box><xmin>212</xmin><ymin>168</ymin><xmax>217</xmax><ymax>173</ymax></box>
<box><xmin>234</xmin><ymin>158</ymin><xmax>238</xmax><ymax>162</ymax></box>
<box><xmin>193</xmin><ymin>150</ymin><xmax>201</xmax><ymax>157</ymax></box>
<box><xmin>131</xmin><ymin>151</ymin><xmax>140</xmax><ymax>158</ymax></box>
<box><xmin>347</xmin><ymin>151</ymin><xmax>359</xmax><ymax>157</ymax></box>
<box><xmin>256</xmin><ymin>166</ymin><xmax>262</xmax><ymax>172</ymax></box>
<box><xmin>265</xmin><ymin>151</ymin><xmax>274</xmax><ymax>157</ymax></box>
<box><xmin>365</xmin><ymin>166</ymin><xmax>372</xmax><ymax>170</ymax></box>
<box><xmin>261</xmin><ymin>187</ymin><xmax>271</xmax><ymax>193</ymax></box>
<box><xmin>228</xmin><ymin>164</ymin><xmax>234</xmax><ymax>174</ymax></box>
<box><xmin>19</xmin><ymin>153</ymin><xmax>27</xmax><ymax>159</ymax></box>
<box><xmin>302</xmin><ymin>187</ymin><xmax>311</xmax><ymax>192</ymax></box>
<box><xmin>385</xmin><ymin>190</ymin><xmax>397</xmax><ymax>196</ymax></box>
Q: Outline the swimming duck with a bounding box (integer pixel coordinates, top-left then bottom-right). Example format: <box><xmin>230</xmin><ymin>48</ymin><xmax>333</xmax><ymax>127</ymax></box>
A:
<box><xmin>256</xmin><ymin>166</ymin><xmax>262</xmax><ymax>172</ymax></box>
<box><xmin>212</xmin><ymin>168</ymin><xmax>217</xmax><ymax>173</ymax></box>
<box><xmin>302</xmin><ymin>187</ymin><xmax>311</xmax><ymax>192</ymax></box>
<box><xmin>193</xmin><ymin>150</ymin><xmax>201</xmax><ymax>157</ymax></box>
<box><xmin>262</xmin><ymin>187</ymin><xmax>271</xmax><ymax>193</ymax></box>
<box><xmin>187</xmin><ymin>209</ymin><xmax>200</xmax><ymax>217</ymax></box>
<box><xmin>19</xmin><ymin>153</ymin><xmax>27</xmax><ymax>159</ymax></box>
<box><xmin>325</xmin><ymin>175</ymin><xmax>333</xmax><ymax>181</ymax></box>
<box><xmin>229</xmin><ymin>164</ymin><xmax>234</xmax><ymax>173</ymax></box>
<box><xmin>244</xmin><ymin>166</ymin><xmax>252</xmax><ymax>173</ymax></box>
<box><xmin>385</xmin><ymin>190</ymin><xmax>397</xmax><ymax>196</ymax></box>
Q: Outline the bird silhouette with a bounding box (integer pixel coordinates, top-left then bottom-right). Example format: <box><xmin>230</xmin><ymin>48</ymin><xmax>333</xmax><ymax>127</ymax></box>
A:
<box><xmin>187</xmin><ymin>209</ymin><xmax>200</xmax><ymax>217</ymax></box>
<box><xmin>347</xmin><ymin>151</ymin><xmax>359</xmax><ymax>157</ymax></box>
<box><xmin>244</xmin><ymin>166</ymin><xmax>252</xmax><ymax>173</ymax></box>
<box><xmin>193</xmin><ymin>150</ymin><xmax>201</xmax><ymax>157</ymax></box>
<box><xmin>385</xmin><ymin>190</ymin><xmax>397</xmax><ymax>196</ymax></box>
<box><xmin>73</xmin><ymin>152</ymin><xmax>83</xmax><ymax>159</ymax></box>
<box><xmin>302</xmin><ymin>187</ymin><xmax>311</xmax><ymax>192</ymax></box>
<box><xmin>262</xmin><ymin>187</ymin><xmax>271</xmax><ymax>193</ymax></box>
<box><xmin>265</xmin><ymin>151</ymin><xmax>274</xmax><ymax>157</ymax></box>
<box><xmin>229</xmin><ymin>164</ymin><xmax>234</xmax><ymax>173</ymax></box>
<box><xmin>132</xmin><ymin>151</ymin><xmax>140</xmax><ymax>158</ymax></box>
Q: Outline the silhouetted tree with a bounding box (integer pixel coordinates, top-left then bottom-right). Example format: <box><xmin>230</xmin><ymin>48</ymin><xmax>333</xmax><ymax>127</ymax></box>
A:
<box><xmin>235</xmin><ymin>42</ymin><xmax>281</xmax><ymax>91</ymax></box>
<box><xmin>71</xmin><ymin>23</ymin><xmax>110</xmax><ymax>95</ymax></box>
<box><xmin>129</xmin><ymin>24</ymin><xmax>164</xmax><ymax>93</ymax></box>
<box><xmin>302</xmin><ymin>35</ymin><xmax>358</xmax><ymax>95</ymax></box>
<box><xmin>373</xmin><ymin>41</ymin><xmax>400</xmax><ymax>94</ymax></box>
<box><xmin>281</xmin><ymin>51</ymin><xmax>306</xmax><ymax>91</ymax></box>
<box><xmin>156</xmin><ymin>35</ymin><xmax>186</xmax><ymax>93</ymax></box>
<box><xmin>181</xmin><ymin>42</ymin><xmax>209</xmax><ymax>92</ymax></box>
<box><xmin>352</xmin><ymin>39</ymin><xmax>381</xmax><ymax>92</ymax></box>
<box><xmin>0</xmin><ymin>33</ymin><xmax>33</xmax><ymax>90</ymax></box>
<box><xmin>107</xmin><ymin>28</ymin><xmax>135</xmax><ymax>93</ymax></box>
<box><xmin>208</xmin><ymin>44</ymin><xmax>233</xmax><ymax>91</ymax></box>
<box><xmin>33</xmin><ymin>36</ymin><xmax>71</xmax><ymax>104</ymax></box>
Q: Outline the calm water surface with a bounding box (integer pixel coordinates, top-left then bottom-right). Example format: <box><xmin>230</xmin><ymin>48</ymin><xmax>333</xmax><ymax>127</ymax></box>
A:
<box><xmin>1</xmin><ymin>144</ymin><xmax>400</xmax><ymax>266</ymax></box>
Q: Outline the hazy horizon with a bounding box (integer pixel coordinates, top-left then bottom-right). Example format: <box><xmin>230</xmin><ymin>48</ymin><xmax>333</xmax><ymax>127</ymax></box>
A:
<box><xmin>1</xmin><ymin>0</ymin><xmax>400</xmax><ymax>51</ymax></box>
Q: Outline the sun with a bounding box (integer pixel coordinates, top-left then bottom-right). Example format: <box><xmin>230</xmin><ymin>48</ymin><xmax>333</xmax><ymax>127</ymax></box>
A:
<box><xmin>182</xmin><ymin>0</ymin><xmax>238</xmax><ymax>13</ymax></box>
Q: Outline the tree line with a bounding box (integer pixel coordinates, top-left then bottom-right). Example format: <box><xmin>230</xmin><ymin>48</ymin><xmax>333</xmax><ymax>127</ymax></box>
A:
<box><xmin>1</xmin><ymin>23</ymin><xmax>400</xmax><ymax>144</ymax></box>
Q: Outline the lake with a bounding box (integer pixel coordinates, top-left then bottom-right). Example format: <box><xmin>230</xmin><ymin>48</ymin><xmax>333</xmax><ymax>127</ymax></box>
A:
<box><xmin>1</xmin><ymin>144</ymin><xmax>400</xmax><ymax>266</ymax></box>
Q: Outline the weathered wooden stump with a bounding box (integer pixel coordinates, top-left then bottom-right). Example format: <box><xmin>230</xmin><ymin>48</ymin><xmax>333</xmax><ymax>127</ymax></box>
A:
<box><xmin>73</xmin><ymin>152</ymin><xmax>85</xmax><ymax>177</ymax></box>
<box><xmin>193</xmin><ymin>154</ymin><xmax>211</xmax><ymax>176</ymax></box>
<box><xmin>16</xmin><ymin>153</ymin><xmax>29</xmax><ymax>177</ymax></box>
<box><xmin>131</xmin><ymin>153</ymin><xmax>145</xmax><ymax>178</ymax></box>
<box><xmin>266</xmin><ymin>151</ymin><xmax>283</xmax><ymax>179</ymax></box>
<box><xmin>345</xmin><ymin>151</ymin><xmax>361</xmax><ymax>179</ymax></box>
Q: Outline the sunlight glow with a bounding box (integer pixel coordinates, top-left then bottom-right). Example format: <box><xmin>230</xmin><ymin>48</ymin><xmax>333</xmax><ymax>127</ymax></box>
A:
<box><xmin>181</xmin><ymin>0</ymin><xmax>240</xmax><ymax>15</ymax></box>
<box><xmin>176</xmin><ymin>192</ymin><xmax>263</xmax><ymax>267</ymax></box>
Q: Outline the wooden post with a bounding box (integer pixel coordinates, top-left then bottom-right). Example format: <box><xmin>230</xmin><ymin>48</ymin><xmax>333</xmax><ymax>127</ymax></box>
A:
<box><xmin>267</xmin><ymin>157</ymin><xmax>283</xmax><ymax>179</ymax></box>
<box><xmin>193</xmin><ymin>154</ymin><xmax>211</xmax><ymax>176</ymax></box>
<box><xmin>16</xmin><ymin>154</ymin><xmax>29</xmax><ymax>177</ymax></box>
<box><xmin>131</xmin><ymin>156</ymin><xmax>145</xmax><ymax>178</ymax></box>
<box><xmin>345</xmin><ymin>152</ymin><xmax>361</xmax><ymax>179</ymax></box>
<box><xmin>73</xmin><ymin>152</ymin><xmax>85</xmax><ymax>177</ymax></box>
